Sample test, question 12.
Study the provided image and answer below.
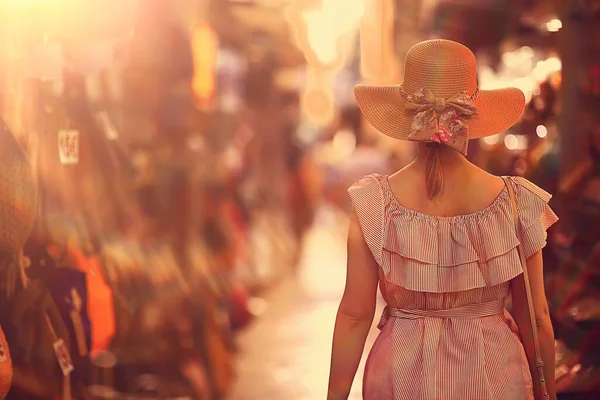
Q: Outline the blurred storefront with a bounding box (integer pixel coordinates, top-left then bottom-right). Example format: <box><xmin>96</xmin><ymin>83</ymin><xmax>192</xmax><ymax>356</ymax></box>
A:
<box><xmin>0</xmin><ymin>0</ymin><xmax>312</xmax><ymax>398</ymax></box>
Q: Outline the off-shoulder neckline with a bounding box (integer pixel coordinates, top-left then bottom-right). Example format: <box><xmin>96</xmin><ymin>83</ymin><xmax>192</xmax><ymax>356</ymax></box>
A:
<box><xmin>377</xmin><ymin>174</ymin><xmax>509</xmax><ymax>222</ymax></box>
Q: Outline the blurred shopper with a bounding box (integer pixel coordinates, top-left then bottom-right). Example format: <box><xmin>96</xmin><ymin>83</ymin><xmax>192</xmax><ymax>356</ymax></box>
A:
<box><xmin>284</xmin><ymin>125</ymin><xmax>315</xmax><ymax>245</ymax></box>
<box><xmin>281</xmin><ymin>91</ymin><xmax>320</xmax><ymax>267</ymax></box>
<box><xmin>558</xmin><ymin>128</ymin><xmax>600</xmax><ymax>262</ymax></box>
<box><xmin>330</xmin><ymin>106</ymin><xmax>391</xmax><ymax>212</ymax></box>
<box><xmin>552</xmin><ymin>126</ymin><xmax>600</xmax><ymax>244</ymax></box>
<box><xmin>328</xmin><ymin>40</ymin><xmax>557</xmax><ymax>400</ymax></box>
<box><xmin>338</xmin><ymin>107</ymin><xmax>391</xmax><ymax>191</ymax></box>
<box><xmin>529</xmin><ymin>149</ymin><xmax>559</xmax><ymax>196</ymax></box>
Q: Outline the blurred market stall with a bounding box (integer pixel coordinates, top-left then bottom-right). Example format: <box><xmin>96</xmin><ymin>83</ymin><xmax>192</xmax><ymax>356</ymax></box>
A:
<box><xmin>0</xmin><ymin>0</ymin><xmax>311</xmax><ymax>399</ymax></box>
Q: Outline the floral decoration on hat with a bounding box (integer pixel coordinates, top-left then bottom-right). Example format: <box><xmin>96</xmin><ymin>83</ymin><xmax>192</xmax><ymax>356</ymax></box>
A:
<box><xmin>404</xmin><ymin>88</ymin><xmax>478</xmax><ymax>155</ymax></box>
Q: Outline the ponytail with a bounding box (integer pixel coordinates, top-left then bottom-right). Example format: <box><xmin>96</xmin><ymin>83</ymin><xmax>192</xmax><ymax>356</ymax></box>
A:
<box><xmin>425</xmin><ymin>144</ymin><xmax>443</xmax><ymax>199</ymax></box>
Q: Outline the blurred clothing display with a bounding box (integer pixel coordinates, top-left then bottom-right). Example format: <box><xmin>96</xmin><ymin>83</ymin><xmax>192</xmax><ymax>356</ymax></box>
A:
<box><xmin>70</xmin><ymin>246</ymin><xmax>115</xmax><ymax>354</ymax></box>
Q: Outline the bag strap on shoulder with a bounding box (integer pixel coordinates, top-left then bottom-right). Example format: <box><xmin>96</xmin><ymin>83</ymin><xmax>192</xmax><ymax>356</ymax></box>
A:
<box><xmin>502</xmin><ymin>176</ymin><xmax>549</xmax><ymax>400</ymax></box>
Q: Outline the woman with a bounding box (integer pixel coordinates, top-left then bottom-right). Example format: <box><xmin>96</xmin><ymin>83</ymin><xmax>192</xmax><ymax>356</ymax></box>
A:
<box><xmin>327</xmin><ymin>40</ymin><xmax>558</xmax><ymax>400</ymax></box>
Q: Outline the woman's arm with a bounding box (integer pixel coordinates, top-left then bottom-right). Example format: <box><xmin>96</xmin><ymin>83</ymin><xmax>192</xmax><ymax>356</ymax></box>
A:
<box><xmin>327</xmin><ymin>210</ymin><xmax>379</xmax><ymax>400</ymax></box>
<box><xmin>510</xmin><ymin>250</ymin><xmax>557</xmax><ymax>400</ymax></box>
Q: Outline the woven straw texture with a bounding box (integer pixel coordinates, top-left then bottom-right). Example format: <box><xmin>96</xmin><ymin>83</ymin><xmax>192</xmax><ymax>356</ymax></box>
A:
<box><xmin>0</xmin><ymin>123</ymin><xmax>37</xmax><ymax>256</ymax></box>
<box><xmin>354</xmin><ymin>39</ymin><xmax>525</xmax><ymax>140</ymax></box>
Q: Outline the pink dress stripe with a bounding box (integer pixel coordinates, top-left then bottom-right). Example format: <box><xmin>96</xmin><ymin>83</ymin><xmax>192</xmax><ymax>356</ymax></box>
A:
<box><xmin>349</xmin><ymin>174</ymin><xmax>558</xmax><ymax>400</ymax></box>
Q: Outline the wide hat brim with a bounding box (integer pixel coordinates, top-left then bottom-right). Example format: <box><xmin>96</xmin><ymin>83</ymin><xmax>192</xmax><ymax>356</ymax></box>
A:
<box><xmin>354</xmin><ymin>84</ymin><xmax>525</xmax><ymax>140</ymax></box>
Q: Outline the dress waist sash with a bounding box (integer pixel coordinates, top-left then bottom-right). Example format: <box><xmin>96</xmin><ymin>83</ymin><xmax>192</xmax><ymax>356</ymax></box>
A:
<box><xmin>377</xmin><ymin>299</ymin><xmax>505</xmax><ymax>330</ymax></box>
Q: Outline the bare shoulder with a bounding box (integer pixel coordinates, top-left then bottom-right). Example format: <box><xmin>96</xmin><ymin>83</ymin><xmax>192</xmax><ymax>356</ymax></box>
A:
<box><xmin>469</xmin><ymin>166</ymin><xmax>506</xmax><ymax>193</ymax></box>
<box><xmin>387</xmin><ymin>161</ymin><xmax>507</xmax><ymax>216</ymax></box>
<box><xmin>387</xmin><ymin>164</ymin><xmax>419</xmax><ymax>190</ymax></box>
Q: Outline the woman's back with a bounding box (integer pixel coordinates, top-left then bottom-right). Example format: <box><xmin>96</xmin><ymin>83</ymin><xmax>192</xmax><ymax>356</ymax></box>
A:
<box><xmin>387</xmin><ymin>156</ymin><xmax>506</xmax><ymax>219</ymax></box>
<box><xmin>348</xmin><ymin>172</ymin><xmax>557</xmax><ymax>399</ymax></box>
<box><xmin>327</xmin><ymin>40</ymin><xmax>557</xmax><ymax>400</ymax></box>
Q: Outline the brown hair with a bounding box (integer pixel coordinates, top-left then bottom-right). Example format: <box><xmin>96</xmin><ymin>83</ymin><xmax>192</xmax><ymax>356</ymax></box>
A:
<box><xmin>425</xmin><ymin>143</ymin><xmax>443</xmax><ymax>199</ymax></box>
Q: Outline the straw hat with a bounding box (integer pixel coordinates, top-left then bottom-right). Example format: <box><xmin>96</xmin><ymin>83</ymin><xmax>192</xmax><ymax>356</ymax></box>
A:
<box><xmin>354</xmin><ymin>39</ymin><xmax>525</xmax><ymax>152</ymax></box>
<box><xmin>0</xmin><ymin>123</ymin><xmax>37</xmax><ymax>257</ymax></box>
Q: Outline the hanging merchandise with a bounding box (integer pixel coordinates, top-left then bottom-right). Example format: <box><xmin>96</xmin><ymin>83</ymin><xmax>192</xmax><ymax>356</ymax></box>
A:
<box><xmin>96</xmin><ymin>111</ymin><xmax>119</xmax><ymax>141</ymax></box>
<box><xmin>70</xmin><ymin>245</ymin><xmax>115</xmax><ymax>355</ymax></box>
<box><xmin>53</xmin><ymin>337</ymin><xmax>74</xmax><ymax>377</ymax></box>
<box><xmin>5</xmin><ymin>269</ymin><xmax>74</xmax><ymax>399</ymax></box>
<box><xmin>0</xmin><ymin>122</ymin><xmax>37</xmax><ymax>276</ymax></box>
<box><xmin>0</xmin><ymin>122</ymin><xmax>38</xmax><ymax>399</ymax></box>
<box><xmin>28</xmin><ymin>263</ymin><xmax>92</xmax><ymax>384</ymax></box>
<box><xmin>215</xmin><ymin>47</ymin><xmax>246</xmax><ymax>114</ymax></box>
<box><xmin>186</xmin><ymin>236</ymin><xmax>237</xmax><ymax>396</ymax></box>
<box><xmin>96</xmin><ymin>236</ymin><xmax>235</xmax><ymax>399</ymax></box>
<box><xmin>58</xmin><ymin>129</ymin><xmax>80</xmax><ymax>165</ymax></box>
<box><xmin>191</xmin><ymin>23</ymin><xmax>219</xmax><ymax>109</ymax></box>
<box><xmin>228</xmin><ymin>282</ymin><xmax>252</xmax><ymax>332</ymax></box>
<box><xmin>199</xmin><ymin>287</ymin><xmax>234</xmax><ymax>399</ymax></box>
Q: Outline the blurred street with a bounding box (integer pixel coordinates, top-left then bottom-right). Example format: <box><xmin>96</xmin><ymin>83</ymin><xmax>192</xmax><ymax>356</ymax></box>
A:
<box><xmin>1</xmin><ymin>0</ymin><xmax>600</xmax><ymax>398</ymax></box>
<box><xmin>228</xmin><ymin>206</ymin><xmax>384</xmax><ymax>400</ymax></box>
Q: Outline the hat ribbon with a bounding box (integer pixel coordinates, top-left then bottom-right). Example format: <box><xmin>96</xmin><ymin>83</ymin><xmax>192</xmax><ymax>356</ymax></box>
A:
<box><xmin>403</xmin><ymin>87</ymin><xmax>478</xmax><ymax>155</ymax></box>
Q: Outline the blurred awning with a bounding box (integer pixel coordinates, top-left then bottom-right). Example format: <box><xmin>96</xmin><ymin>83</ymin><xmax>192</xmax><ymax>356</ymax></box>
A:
<box><xmin>210</xmin><ymin>1</ymin><xmax>305</xmax><ymax>67</ymax></box>
<box><xmin>427</xmin><ymin>0</ymin><xmax>509</xmax><ymax>52</ymax></box>
<box><xmin>422</xmin><ymin>0</ymin><xmax>561</xmax><ymax>55</ymax></box>
<box><xmin>0</xmin><ymin>0</ymin><xmax>139</xmax><ymax>45</ymax></box>
<box><xmin>0</xmin><ymin>0</ymin><xmax>139</xmax><ymax>77</ymax></box>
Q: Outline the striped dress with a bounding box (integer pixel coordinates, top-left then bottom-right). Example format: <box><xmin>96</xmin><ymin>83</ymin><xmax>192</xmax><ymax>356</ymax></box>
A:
<box><xmin>348</xmin><ymin>174</ymin><xmax>558</xmax><ymax>400</ymax></box>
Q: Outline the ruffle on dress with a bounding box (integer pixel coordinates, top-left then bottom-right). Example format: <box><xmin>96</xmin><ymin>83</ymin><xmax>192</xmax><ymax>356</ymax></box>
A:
<box><xmin>348</xmin><ymin>174</ymin><xmax>558</xmax><ymax>293</ymax></box>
